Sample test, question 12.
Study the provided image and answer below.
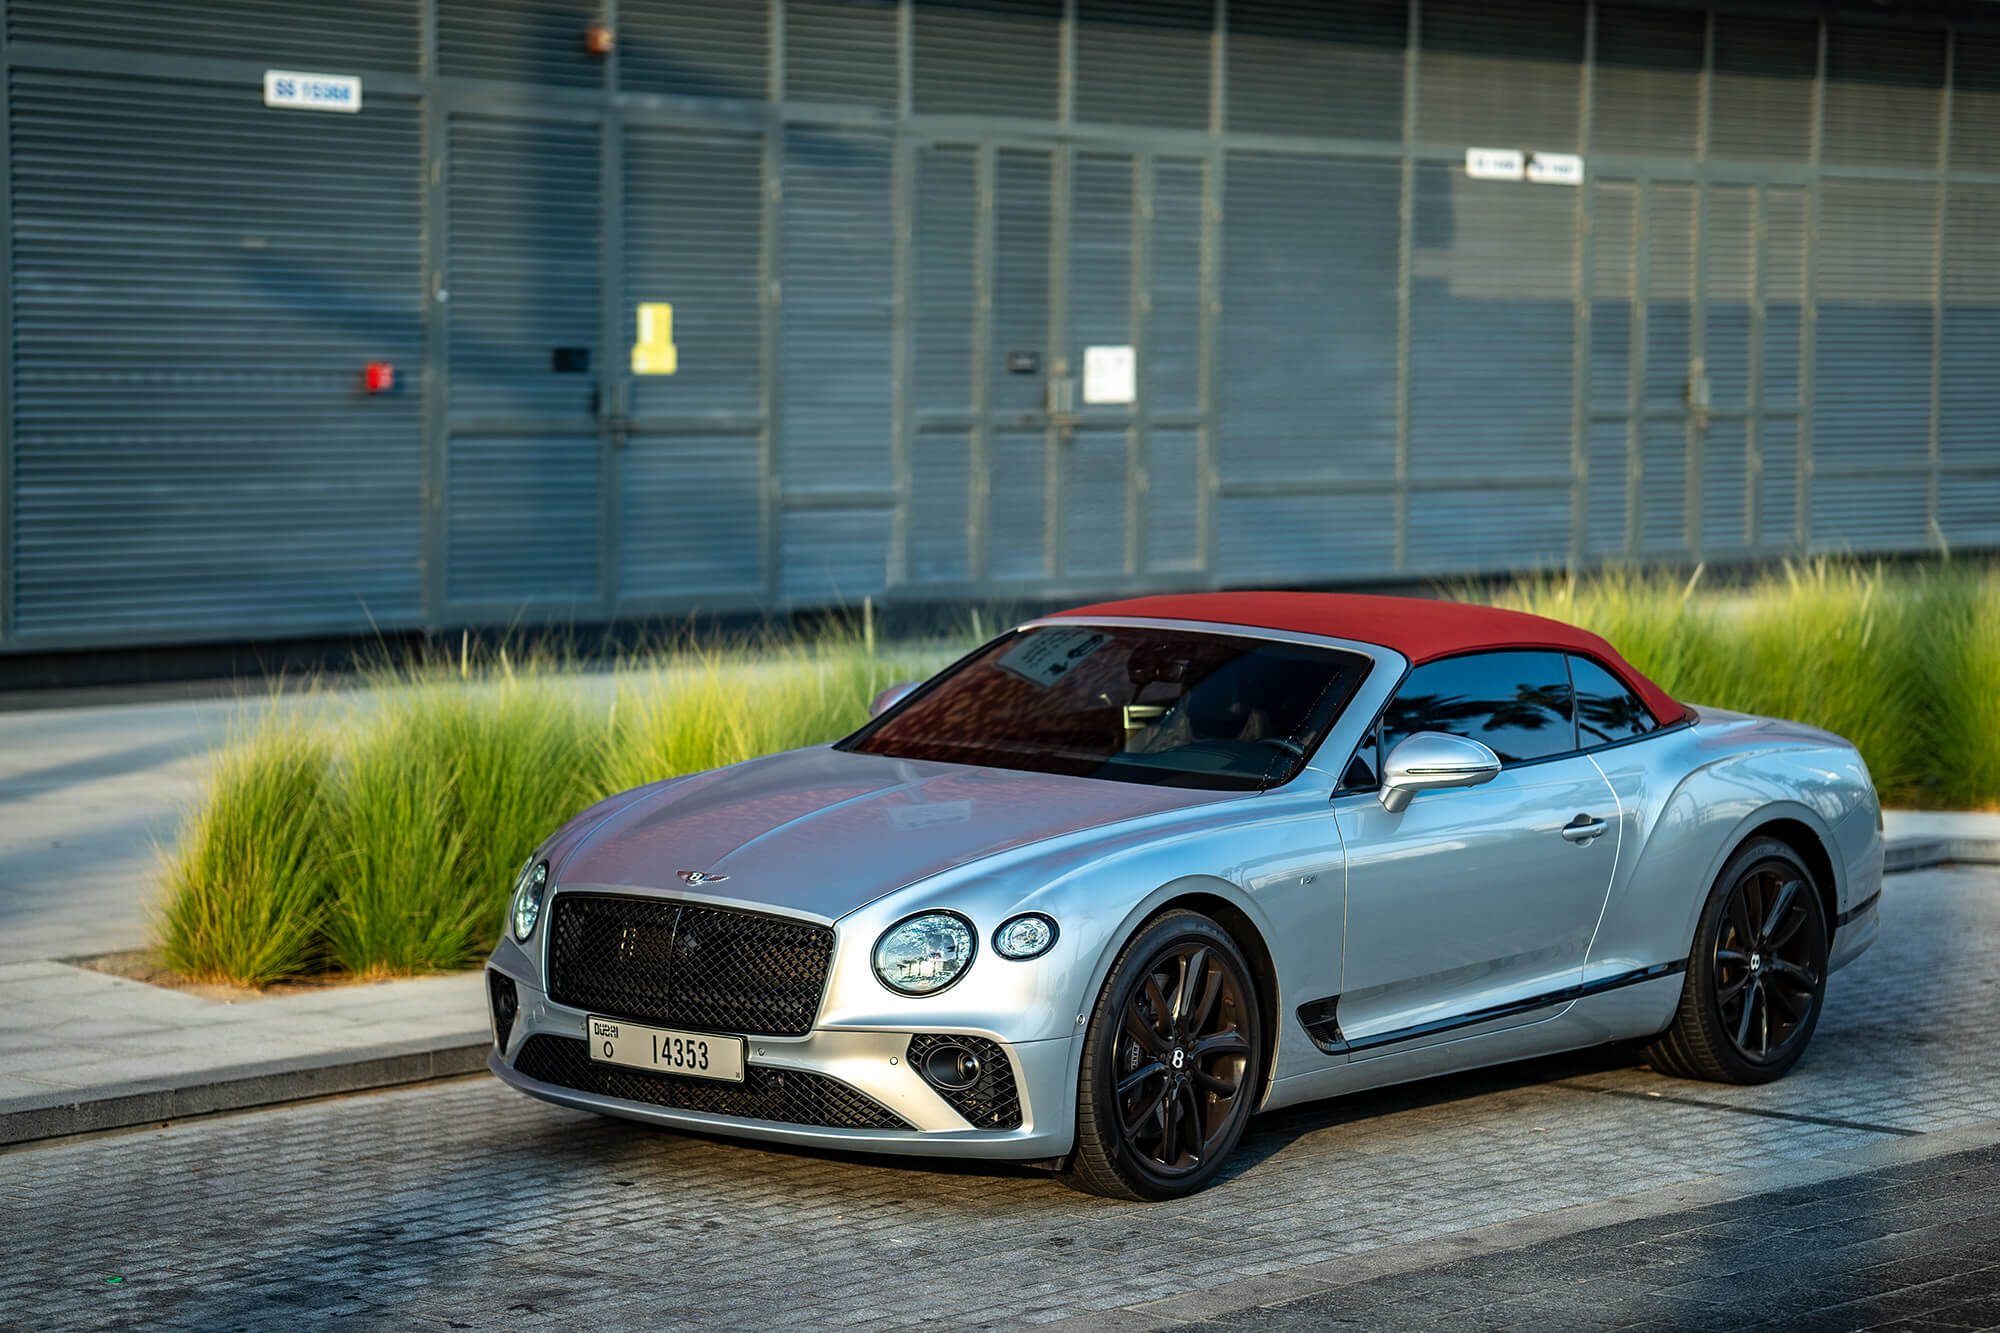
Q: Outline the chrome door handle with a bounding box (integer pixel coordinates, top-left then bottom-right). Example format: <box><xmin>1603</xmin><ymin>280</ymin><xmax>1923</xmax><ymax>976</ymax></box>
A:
<box><xmin>1561</xmin><ymin>816</ymin><xmax>1608</xmax><ymax>843</ymax></box>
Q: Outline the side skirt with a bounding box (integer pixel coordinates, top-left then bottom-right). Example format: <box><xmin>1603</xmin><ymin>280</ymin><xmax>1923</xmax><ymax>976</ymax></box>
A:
<box><xmin>1297</xmin><ymin>960</ymin><xmax>1690</xmax><ymax>1057</ymax></box>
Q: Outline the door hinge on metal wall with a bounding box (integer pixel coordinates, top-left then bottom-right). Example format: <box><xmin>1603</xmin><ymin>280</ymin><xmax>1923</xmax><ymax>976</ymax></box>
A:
<box><xmin>1686</xmin><ymin>357</ymin><xmax>1712</xmax><ymax>434</ymax></box>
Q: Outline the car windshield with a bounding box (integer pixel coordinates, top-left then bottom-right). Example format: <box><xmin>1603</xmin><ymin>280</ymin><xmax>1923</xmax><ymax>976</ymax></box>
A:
<box><xmin>839</xmin><ymin>625</ymin><xmax>1370</xmax><ymax>790</ymax></box>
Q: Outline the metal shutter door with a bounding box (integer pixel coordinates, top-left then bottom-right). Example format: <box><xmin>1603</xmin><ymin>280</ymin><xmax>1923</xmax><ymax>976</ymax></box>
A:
<box><xmin>1066</xmin><ymin>153</ymin><xmax>1134</xmax><ymax>577</ymax></box>
<box><xmin>6</xmin><ymin>0</ymin><xmax>418</xmax><ymax>71</ymax></box>
<box><xmin>1417</xmin><ymin>1</ymin><xmax>1584</xmax><ymax>152</ymax></box>
<box><xmin>781</xmin><ymin>129</ymin><xmax>895</xmax><ymax>603</ymax></box>
<box><xmin>620</xmin><ymin>128</ymin><xmax>765</xmax><ymax>602</ymax></box>
<box><xmin>909</xmin><ymin>145</ymin><xmax>978</xmax><ymax>585</ymax></box>
<box><xmin>1407</xmin><ymin>162</ymin><xmax>1577</xmax><ymax>571</ymax></box>
<box><xmin>1074</xmin><ymin>0</ymin><xmax>1211</xmax><ymax>130</ymax></box>
<box><xmin>987</xmin><ymin>148</ymin><xmax>1051</xmax><ymax>583</ymax></box>
<box><xmin>1941</xmin><ymin>184</ymin><xmax>2000</xmax><ymax>547</ymax></box>
<box><xmin>1702</xmin><ymin>187</ymin><xmax>1755</xmax><ymax>552</ymax></box>
<box><xmin>786</xmin><ymin>0</ymin><xmax>899</xmax><ymax>109</ymax></box>
<box><xmin>1146</xmin><ymin>158</ymin><xmax>1204</xmax><ymax>573</ymax></box>
<box><xmin>1588</xmin><ymin>182</ymin><xmax>1636</xmax><ymax>558</ymax></box>
<box><xmin>1591</xmin><ymin>5</ymin><xmax>1703</xmax><ymax>158</ymax></box>
<box><xmin>1813</xmin><ymin>181</ymin><xmax>1939</xmax><ymax>552</ymax></box>
<box><xmin>1226</xmin><ymin>0</ymin><xmax>1404</xmax><ymax>141</ymax></box>
<box><xmin>8</xmin><ymin>69</ymin><xmax>423</xmax><ymax>644</ymax></box>
<box><xmin>619</xmin><ymin>0</ymin><xmax>768</xmax><ymax>101</ymax></box>
<box><xmin>445</xmin><ymin>116</ymin><xmax>601</xmax><ymax>606</ymax></box>
<box><xmin>1951</xmin><ymin>34</ymin><xmax>2000</xmax><ymax>172</ymax></box>
<box><xmin>913</xmin><ymin>0</ymin><xmax>1060</xmax><ymax>119</ymax></box>
<box><xmin>1822</xmin><ymin>22</ymin><xmax>1947</xmax><ymax>170</ymax></box>
<box><xmin>1708</xmin><ymin>16</ymin><xmax>1818</xmax><ymax>164</ymax></box>
<box><xmin>439</xmin><ymin>0</ymin><xmax>603</xmax><ymax>88</ymax></box>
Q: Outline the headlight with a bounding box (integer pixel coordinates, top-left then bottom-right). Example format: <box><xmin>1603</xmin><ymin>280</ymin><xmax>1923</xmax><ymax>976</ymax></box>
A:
<box><xmin>872</xmin><ymin>912</ymin><xmax>976</xmax><ymax>995</ymax></box>
<box><xmin>993</xmin><ymin>913</ymin><xmax>1058</xmax><ymax>960</ymax></box>
<box><xmin>512</xmin><ymin>859</ymin><xmax>548</xmax><ymax>942</ymax></box>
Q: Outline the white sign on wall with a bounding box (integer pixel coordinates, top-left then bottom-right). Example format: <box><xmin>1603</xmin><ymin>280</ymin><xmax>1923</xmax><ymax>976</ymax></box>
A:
<box><xmin>1464</xmin><ymin>147</ymin><xmax>1526</xmax><ymax>181</ymax></box>
<box><xmin>1527</xmin><ymin>152</ymin><xmax>1585</xmax><ymax>186</ymax></box>
<box><xmin>264</xmin><ymin>70</ymin><xmax>362</xmax><ymax>113</ymax></box>
<box><xmin>1082</xmin><ymin>344</ymin><xmax>1136</xmax><ymax>405</ymax></box>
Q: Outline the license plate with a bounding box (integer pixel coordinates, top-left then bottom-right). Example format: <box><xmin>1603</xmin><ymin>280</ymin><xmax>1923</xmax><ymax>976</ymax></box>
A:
<box><xmin>587</xmin><ymin>1016</ymin><xmax>746</xmax><ymax>1083</ymax></box>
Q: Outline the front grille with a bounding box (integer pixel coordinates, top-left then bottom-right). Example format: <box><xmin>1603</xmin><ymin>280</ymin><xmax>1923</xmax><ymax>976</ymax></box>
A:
<box><xmin>513</xmin><ymin>1035</ymin><xmax>912</xmax><ymax>1131</ymax></box>
<box><xmin>908</xmin><ymin>1034</ymin><xmax>1023</xmax><ymax>1130</ymax></box>
<box><xmin>546</xmin><ymin>892</ymin><xmax>834</xmax><ymax>1037</ymax></box>
<box><xmin>488</xmin><ymin>970</ymin><xmax>519</xmax><ymax>1051</ymax></box>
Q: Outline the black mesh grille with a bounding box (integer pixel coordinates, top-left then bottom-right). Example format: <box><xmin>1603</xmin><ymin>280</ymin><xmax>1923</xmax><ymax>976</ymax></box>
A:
<box><xmin>907</xmin><ymin>1034</ymin><xmax>1023</xmax><ymax>1130</ymax></box>
<box><xmin>513</xmin><ymin>1035</ymin><xmax>912</xmax><ymax>1131</ymax></box>
<box><xmin>545</xmin><ymin>892</ymin><xmax>833</xmax><ymax>1037</ymax></box>
<box><xmin>488</xmin><ymin>970</ymin><xmax>519</xmax><ymax>1051</ymax></box>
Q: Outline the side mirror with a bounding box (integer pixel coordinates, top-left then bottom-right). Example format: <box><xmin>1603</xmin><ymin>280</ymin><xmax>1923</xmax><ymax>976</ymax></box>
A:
<box><xmin>869</xmin><ymin>681</ymin><xmax>919</xmax><ymax>718</ymax></box>
<box><xmin>1379</xmin><ymin>732</ymin><xmax>1502</xmax><ymax>813</ymax></box>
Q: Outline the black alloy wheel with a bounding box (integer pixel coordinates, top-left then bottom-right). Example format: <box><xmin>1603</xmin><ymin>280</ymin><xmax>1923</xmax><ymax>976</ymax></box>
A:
<box><xmin>1643</xmin><ymin>837</ymin><xmax>1830</xmax><ymax>1085</ymax></box>
<box><xmin>1063</xmin><ymin>910</ymin><xmax>1263</xmax><ymax>1200</ymax></box>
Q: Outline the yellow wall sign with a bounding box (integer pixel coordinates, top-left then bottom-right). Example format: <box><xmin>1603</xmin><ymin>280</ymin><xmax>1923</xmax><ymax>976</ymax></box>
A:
<box><xmin>632</xmin><ymin>302</ymin><xmax>678</xmax><ymax>375</ymax></box>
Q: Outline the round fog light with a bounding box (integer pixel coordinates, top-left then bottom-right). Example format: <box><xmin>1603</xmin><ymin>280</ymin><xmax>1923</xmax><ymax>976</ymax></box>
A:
<box><xmin>993</xmin><ymin>913</ymin><xmax>1057</xmax><ymax>960</ymax></box>
<box><xmin>921</xmin><ymin>1042</ymin><xmax>983</xmax><ymax>1091</ymax></box>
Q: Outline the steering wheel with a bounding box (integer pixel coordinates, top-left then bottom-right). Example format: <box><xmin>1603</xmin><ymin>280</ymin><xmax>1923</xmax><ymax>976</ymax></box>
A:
<box><xmin>1256</xmin><ymin>736</ymin><xmax>1306</xmax><ymax>759</ymax></box>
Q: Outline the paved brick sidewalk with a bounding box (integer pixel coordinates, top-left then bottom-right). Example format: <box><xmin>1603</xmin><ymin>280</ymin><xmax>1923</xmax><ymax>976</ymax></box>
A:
<box><xmin>3</xmin><ymin>867</ymin><xmax>1996</xmax><ymax>1331</ymax></box>
<box><xmin>1172</xmin><ymin>1143</ymin><xmax>2000</xmax><ymax>1331</ymax></box>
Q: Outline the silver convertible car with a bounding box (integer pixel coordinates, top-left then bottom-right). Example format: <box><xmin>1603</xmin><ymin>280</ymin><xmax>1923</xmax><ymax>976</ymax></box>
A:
<box><xmin>486</xmin><ymin>592</ymin><xmax>1883</xmax><ymax>1200</ymax></box>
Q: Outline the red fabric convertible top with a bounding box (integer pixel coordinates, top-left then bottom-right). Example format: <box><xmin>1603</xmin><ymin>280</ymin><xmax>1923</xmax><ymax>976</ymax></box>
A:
<box><xmin>1053</xmin><ymin>590</ymin><xmax>1690</xmax><ymax>726</ymax></box>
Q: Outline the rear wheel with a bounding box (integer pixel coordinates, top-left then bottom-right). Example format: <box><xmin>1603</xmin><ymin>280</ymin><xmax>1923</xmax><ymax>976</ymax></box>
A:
<box><xmin>1061</xmin><ymin>910</ymin><xmax>1263</xmax><ymax>1201</ymax></box>
<box><xmin>1642</xmin><ymin>837</ymin><xmax>1829</xmax><ymax>1084</ymax></box>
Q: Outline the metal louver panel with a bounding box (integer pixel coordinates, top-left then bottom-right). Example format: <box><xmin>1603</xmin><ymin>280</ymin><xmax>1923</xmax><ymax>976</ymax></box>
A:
<box><xmin>1587</xmin><ymin>181</ymin><xmax>1636</xmax><ymax>557</ymax></box>
<box><xmin>439</xmin><ymin>0</ymin><xmax>602</xmax><ymax>88</ymax></box>
<box><xmin>1951</xmin><ymin>34</ymin><xmax>2000</xmax><ymax>173</ymax></box>
<box><xmin>989</xmin><ymin>430</ymin><xmax>1047</xmax><ymax>581</ymax></box>
<box><xmin>1702</xmin><ymin>187</ymin><xmax>1755</xmax><ymax>551</ymax></box>
<box><xmin>621</xmin><ymin>128</ymin><xmax>765</xmax><ymax>601</ymax></box>
<box><xmin>1764</xmin><ymin>189</ymin><xmax>1807</xmax><ymax>414</ymax></box>
<box><xmin>1075</xmin><ymin>0</ymin><xmax>1212</xmax><ymax>130</ymax></box>
<box><xmin>8</xmin><ymin>70</ymin><xmax>423</xmax><ymax>642</ymax></box>
<box><xmin>782</xmin><ymin>130</ymin><xmax>894</xmax><ymax>603</ymax></box>
<box><xmin>7</xmin><ymin>0</ymin><xmax>418</xmax><ymax>71</ymax></box>
<box><xmin>1408</xmin><ymin>486</ymin><xmax>1570</xmax><ymax>573</ymax></box>
<box><xmin>446</xmin><ymin>117</ymin><xmax>600</xmax><ymax>605</ymax></box>
<box><xmin>1065</xmin><ymin>428</ymin><xmax>1128</xmax><ymax>575</ymax></box>
<box><xmin>1220</xmin><ymin>154</ymin><xmax>1399</xmax><ymax>486</ymax></box>
<box><xmin>1941</xmin><ymin>185</ymin><xmax>2000</xmax><ymax>545</ymax></box>
<box><xmin>787</xmin><ymin>0</ymin><xmax>899</xmax><ymax>109</ymax></box>
<box><xmin>1146</xmin><ymin>427</ymin><xmax>1200</xmax><ymax>571</ymax></box>
<box><xmin>910</xmin><ymin>145</ymin><xmax>978</xmax><ymax>584</ymax></box>
<box><xmin>1066</xmin><ymin>152</ymin><xmax>1133</xmax><ymax>576</ymax></box>
<box><xmin>619</xmin><ymin>0</ymin><xmax>768</xmax><ymax>101</ymax></box>
<box><xmin>989</xmin><ymin>150</ymin><xmax>1051</xmax><ymax>582</ymax></box>
<box><xmin>1708</xmin><ymin>16</ymin><xmax>1817</xmax><ymax>163</ymax></box>
<box><xmin>1814</xmin><ymin>182</ymin><xmax>1938</xmax><ymax>473</ymax></box>
<box><xmin>1149</xmin><ymin>159</ymin><xmax>1204</xmax><ymax>416</ymax></box>
<box><xmin>1409</xmin><ymin>165</ymin><xmax>1575</xmax><ymax>481</ymax></box>
<box><xmin>1218</xmin><ymin>491</ymin><xmax>1388</xmax><ymax>581</ymax></box>
<box><xmin>914</xmin><ymin>0</ymin><xmax>1060</xmax><ymax>120</ymax></box>
<box><xmin>1591</xmin><ymin>5</ymin><xmax>1703</xmax><ymax>158</ymax></box>
<box><xmin>1417</xmin><ymin>1</ymin><xmax>1584</xmax><ymax>150</ymax></box>
<box><xmin>1822</xmin><ymin>23</ymin><xmax>1946</xmax><ymax>169</ymax></box>
<box><xmin>1226</xmin><ymin>0</ymin><xmax>1404</xmax><ymax>140</ymax></box>
<box><xmin>1640</xmin><ymin>184</ymin><xmax>1692</xmax><ymax>553</ymax></box>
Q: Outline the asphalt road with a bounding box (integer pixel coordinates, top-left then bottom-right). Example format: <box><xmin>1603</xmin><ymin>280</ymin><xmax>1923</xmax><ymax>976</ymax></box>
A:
<box><xmin>6</xmin><ymin>866</ymin><xmax>1997</xmax><ymax>1332</ymax></box>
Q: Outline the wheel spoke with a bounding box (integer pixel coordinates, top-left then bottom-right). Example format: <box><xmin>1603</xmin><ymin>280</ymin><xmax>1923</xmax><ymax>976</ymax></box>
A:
<box><xmin>1187</xmin><ymin>962</ymin><xmax>1225</xmax><ymax>1034</ymax></box>
<box><xmin>1758</xmin><ymin>984</ymin><xmax>1771</xmax><ymax>1053</ymax></box>
<box><xmin>1160</xmin><ymin>1082</ymin><xmax>1183</xmax><ymax>1159</ymax></box>
<box><xmin>1174</xmin><ymin>948</ymin><xmax>1210</xmax><ymax>1024</ymax></box>
<box><xmin>1122</xmin><ymin>1004</ymin><xmax>1169</xmax><ymax>1057</ymax></box>
<box><xmin>1717</xmin><ymin>973</ymin><xmax>1751</xmax><ymax>1006</ymax></box>
<box><xmin>1182</xmin><ymin>1082</ymin><xmax>1210</xmax><ymax>1157</ymax></box>
<box><xmin>1193</xmin><ymin>1029</ymin><xmax>1251</xmax><ymax>1060</ymax></box>
<box><xmin>1766</xmin><ymin>958</ymin><xmax>1818</xmax><ymax>991</ymax></box>
<box><xmin>1192</xmin><ymin>1065</ymin><xmax>1238</xmax><ymax>1096</ymax></box>
<box><xmin>1734</xmin><ymin>977</ymin><xmax>1761</xmax><ymax>1048</ymax></box>
<box><xmin>1766</xmin><ymin>979</ymin><xmax>1807</xmax><ymax>1020</ymax></box>
<box><xmin>1121</xmin><ymin>1081</ymin><xmax>1168</xmax><ymax>1138</ymax></box>
<box><xmin>1727</xmin><ymin>888</ymin><xmax>1756</xmax><ymax>950</ymax></box>
<box><xmin>1716</xmin><ymin>948</ymin><xmax>1752</xmax><ymax>967</ymax></box>
<box><xmin>1760</xmin><ymin>879</ymin><xmax>1802</xmax><ymax>942</ymax></box>
<box><xmin>1117</xmin><ymin>1058</ymin><xmax>1166</xmax><ymax>1095</ymax></box>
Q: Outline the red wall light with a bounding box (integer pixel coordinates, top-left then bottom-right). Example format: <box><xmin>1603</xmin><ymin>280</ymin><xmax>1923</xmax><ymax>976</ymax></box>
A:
<box><xmin>363</xmin><ymin>362</ymin><xmax>395</xmax><ymax>394</ymax></box>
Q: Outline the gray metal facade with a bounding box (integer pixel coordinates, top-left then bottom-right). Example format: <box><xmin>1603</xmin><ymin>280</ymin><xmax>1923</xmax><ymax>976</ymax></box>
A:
<box><xmin>2</xmin><ymin>0</ymin><xmax>1997</xmax><ymax>653</ymax></box>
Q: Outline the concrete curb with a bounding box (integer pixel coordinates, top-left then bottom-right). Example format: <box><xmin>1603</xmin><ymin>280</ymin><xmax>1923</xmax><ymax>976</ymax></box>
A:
<box><xmin>1884</xmin><ymin>837</ymin><xmax>2000</xmax><ymax>873</ymax></box>
<box><xmin>0</xmin><ymin>1032</ymin><xmax>489</xmax><ymax>1148</ymax></box>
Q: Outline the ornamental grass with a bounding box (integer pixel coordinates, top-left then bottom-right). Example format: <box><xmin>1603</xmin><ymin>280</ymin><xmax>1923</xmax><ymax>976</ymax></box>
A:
<box><xmin>158</xmin><ymin>562</ymin><xmax>2000</xmax><ymax>986</ymax></box>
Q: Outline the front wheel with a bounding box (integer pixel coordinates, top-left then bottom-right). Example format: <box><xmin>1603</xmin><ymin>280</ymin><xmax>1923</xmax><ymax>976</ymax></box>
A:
<box><xmin>1642</xmin><ymin>837</ymin><xmax>1829</xmax><ymax>1084</ymax></box>
<box><xmin>1061</xmin><ymin>910</ymin><xmax>1264</xmax><ymax>1201</ymax></box>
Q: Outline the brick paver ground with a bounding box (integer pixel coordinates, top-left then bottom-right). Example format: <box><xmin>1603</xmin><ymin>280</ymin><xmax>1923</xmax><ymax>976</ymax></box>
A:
<box><xmin>1180</xmin><ymin>1143</ymin><xmax>2000</xmax><ymax>1332</ymax></box>
<box><xmin>4</xmin><ymin>866</ymin><xmax>1996</xmax><ymax>1331</ymax></box>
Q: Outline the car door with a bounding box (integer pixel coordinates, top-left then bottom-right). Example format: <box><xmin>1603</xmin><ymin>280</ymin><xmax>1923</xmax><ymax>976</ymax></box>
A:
<box><xmin>1329</xmin><ymin>651</ymin><xmax>1621</xmax><ymax>1057</ymax></box>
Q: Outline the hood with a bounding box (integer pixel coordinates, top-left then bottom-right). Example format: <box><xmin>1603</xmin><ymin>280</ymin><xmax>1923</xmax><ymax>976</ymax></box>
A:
<box><xmin>552</xmin><ymin>746</ymin><xmax>1238</xmax><ymax>920</ymax></box>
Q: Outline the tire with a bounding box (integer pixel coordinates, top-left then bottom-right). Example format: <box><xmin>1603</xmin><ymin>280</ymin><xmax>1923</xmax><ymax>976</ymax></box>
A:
<box><xmin>1061</xmin><ymin>909</ymin><xmax>1264</xmax><ymax>1201</ymax></box>
<box><xmin>1642</xmin><ymin>837</ymin><xmax>1830</xmax><ymax>1085</ymax></box>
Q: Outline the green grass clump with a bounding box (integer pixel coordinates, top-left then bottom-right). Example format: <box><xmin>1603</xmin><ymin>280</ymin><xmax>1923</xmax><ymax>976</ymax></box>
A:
<box><xmin>155</xmin><ymin>714</ymin><xmax>333</xmax><ymax>987</ymax></box>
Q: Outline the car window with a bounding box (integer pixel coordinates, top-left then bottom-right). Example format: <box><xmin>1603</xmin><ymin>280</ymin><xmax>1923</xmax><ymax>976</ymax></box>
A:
<box><xmin>840</xmin><ymin>626</ymin><xmax>1370</xmax><ymax>791</ymax></box>
<box><xmin>1569</xmin><ymin>654</ymin><xmax>1658</xmax><ymax>747</ymax></box>
<box><xmin>1379</xmin><ymin>650</ymin><xmax>1575</xmax><ymax>766</ymax></box>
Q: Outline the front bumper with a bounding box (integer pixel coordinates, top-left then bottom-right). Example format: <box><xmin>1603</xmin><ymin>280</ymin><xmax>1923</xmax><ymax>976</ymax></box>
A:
<box><xmin>487</xmin><ymin>966</ymin><xmax>1079</xmax><ymax>1161</ymax></box>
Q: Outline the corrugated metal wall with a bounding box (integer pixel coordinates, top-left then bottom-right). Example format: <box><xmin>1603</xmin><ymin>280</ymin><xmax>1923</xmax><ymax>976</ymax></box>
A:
<box><xmin>3</xmin><ymin>0</ymin><xmax>1999</xmax><ymax>654</ymax></box>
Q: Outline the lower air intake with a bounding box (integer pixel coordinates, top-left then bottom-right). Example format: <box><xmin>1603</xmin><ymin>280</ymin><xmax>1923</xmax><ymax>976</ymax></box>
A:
<box><xmin>907</xmin><ymin>1034</ymin><xmax>1023</xmax><ymax>1130</ymax></box>
<box><xmin>513</xmin><ymin>1034</ymin><xmax>912</xmax><ymax>1131</ymax></box>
